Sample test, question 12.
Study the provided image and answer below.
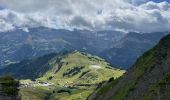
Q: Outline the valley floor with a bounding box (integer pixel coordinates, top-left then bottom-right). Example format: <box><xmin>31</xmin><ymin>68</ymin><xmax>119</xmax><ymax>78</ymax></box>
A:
<box><xmin>19</xmin><ymin>80</ymin><xmax>97</xmax><ymax>100</ymax></box>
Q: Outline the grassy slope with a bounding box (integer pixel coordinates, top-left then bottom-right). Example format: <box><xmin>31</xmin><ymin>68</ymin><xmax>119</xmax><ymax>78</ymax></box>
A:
<box><xmin>39</xmin><ymin>52</ymin><xmax>124</xmax><ymax>85</ymax></box>
<box><xmin>142</xmin><ymin>72</ymin><xmax>170</xmax><ymax>100</ymax></box>
<box><xmin>142</xmin><ymin>35</ymin><xmax>170</xmax><ymax>100</ymax></box>
<box><xmin>20</xmin><ymin>51</ymin><xmax>125</xmax><ymax>100</ymax></box>
<box><xmin>113</xmin><ymin>48</ymin><xmax>157</xmax><ymax>100</ymax></box>
<box><xmin>92</xmin><ymin>34</ymin><xmax>170</xmax><ymax>100</ymax></box>
<box><xmin>92</xmin><ymin>46</ymin><xmax>158</xmax><ymax>100</ymax></box>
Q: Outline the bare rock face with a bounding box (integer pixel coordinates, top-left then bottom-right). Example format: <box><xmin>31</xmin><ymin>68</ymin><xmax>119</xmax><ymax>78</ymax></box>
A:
<box><xmin>89</xmin><ymin>34</ymin><xmax>170</xmax><ymax>100</ymax></box>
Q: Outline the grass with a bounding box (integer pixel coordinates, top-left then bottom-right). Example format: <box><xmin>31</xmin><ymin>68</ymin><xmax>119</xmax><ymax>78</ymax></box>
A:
<box><xmin>142</xmin><ymin>72</ymin><xmax>170</xmax><ymax>100</ymax></box>
<box><xmin>92</xmin><ymin>47</ymin><xmax>158</xmax><ymax>100</ymax></box>
<box><xmin>112</xmin><ymin>48</ymin><xmax>158</xmax><ymax>100</ymax></box>
<box><xmin>105</xmin><ymin>35</ymin><xmax>170</xmax><ymax>100</ymax></box>
<box><xmin>20</xmin><ymin>86</ymin><xmax>53</xmax><ymax>100</ymax></box>
<box><xmin>20</xmin><ymin>85</ymin><xmax>95</xmax><ymax>100</ymax></box>
<box><xmin>20</xmin><ymin>51</ymin><xmax>125</xmax><ymax>100</ymax></box>
<box><xmin>38</xmin><ymin>52</ymin><xmax>124</xmax><ymax>86</ymax></box>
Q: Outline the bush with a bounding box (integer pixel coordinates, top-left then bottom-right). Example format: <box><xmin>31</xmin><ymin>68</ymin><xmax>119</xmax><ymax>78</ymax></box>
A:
<box><xmin>0</xmin><ymin>76</ymin><xmax>19</xmax><ymax>96</ymax></box>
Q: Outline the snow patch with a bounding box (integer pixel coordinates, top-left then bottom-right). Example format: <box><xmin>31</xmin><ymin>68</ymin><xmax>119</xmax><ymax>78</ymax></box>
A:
<box><xmin>90</xmin><ymin>65</ymin><xmax>102</xmax><ymax>69</ymax></box>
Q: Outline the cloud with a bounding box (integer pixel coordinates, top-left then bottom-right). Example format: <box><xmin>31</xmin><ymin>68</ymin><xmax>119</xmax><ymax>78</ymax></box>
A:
<box><xmin>130</xmin><ymin>0</ymin><xmax>149</xmax><ymax>4</ymax></box>
<box><xmin>0</xmin><ymin>0</ymin><xmax>170</xmax><ymax>33</ymax></box>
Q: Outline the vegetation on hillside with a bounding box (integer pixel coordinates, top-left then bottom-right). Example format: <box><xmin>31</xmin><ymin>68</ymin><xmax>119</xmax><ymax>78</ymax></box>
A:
<box><xmin>91</xmin><ymin>34</ymin><xmax>170</xmax><ymax>100</ymax></box>
<box><xmin>16</xmin><ymin>51</ymin><xmax>125</xmax><ymax>100</ymax></box>
<box><xmin>0</xmin><ymin>76</ymin><xmax>19</xmax><ymax>96</ymax></box>
<box><xmin>0</xmin><ymin>51</ymin><xmax>72</xmax><ymax>79</ymax></box>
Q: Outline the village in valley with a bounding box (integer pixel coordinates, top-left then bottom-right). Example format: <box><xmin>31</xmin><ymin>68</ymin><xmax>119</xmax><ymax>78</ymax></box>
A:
<box><xmin>19</xmin><ymin>80</ymin><xmax>53</xmax><ymax>88</ymax></box>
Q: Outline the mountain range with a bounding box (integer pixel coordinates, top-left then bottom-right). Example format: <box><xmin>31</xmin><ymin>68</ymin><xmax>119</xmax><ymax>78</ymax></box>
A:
<box><xmin>0</xmin><ymin>27</ymin><xmax>124</xmax><ymax>67</ymax></box>
<box><xmin>100</xmin><ymin>32</ymin><xmax>168</xmax><ymax>69</ymax></box>
<box><xmin>0</xmin><ymin>27</ymin><xmax>168</xmax><ymax>69</ymax></box>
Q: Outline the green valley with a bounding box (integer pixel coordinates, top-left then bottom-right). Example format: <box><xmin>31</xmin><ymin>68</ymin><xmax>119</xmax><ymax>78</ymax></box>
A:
<box><xmin>2</xmin><ymin>51</ymin><xmax>124</xmax><ymax>100</ymax></box>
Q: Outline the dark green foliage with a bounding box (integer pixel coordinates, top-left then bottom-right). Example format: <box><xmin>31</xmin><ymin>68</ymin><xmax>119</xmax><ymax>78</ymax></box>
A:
<box><xmin>105</xmin><ymin>66</ymin><xmax>113</xmax><ymax>69</ymax></box>
<box><xmin>96</xmin><ymin>78</ymin><xmax>120</xmax><ymax>96</ymax></box>
<box><xmin>48</xmin><ymin>76</ymin><xmax>53</xmax><ymax>80</ymax></box>
<box><xmin>57</xmin><ymin>89</ymin><xmax>71</xmax><ymax>94</ymax></box>
<box><xmin>0</xmin><ymin>76</ymin><xmax>19</xmax><ymax>96</ymax></box>
<box><xmin>79</xmin><ymin>70</ymin><xmax>90</xmax><ymax>78</ymax></box>
<box><xmin>108</xmin><ymin>77</ymin><xmax>114</xmax><ymax>83</ymax></box>
<box><xmin>159</xmin><ymin>73</ymin><xmax>170</xmax><ymax>85</ymax></box>
<box><xmin>63</xmin><ymin>66</ymin><xmax>85</xmax><ymax>77</ymax></box>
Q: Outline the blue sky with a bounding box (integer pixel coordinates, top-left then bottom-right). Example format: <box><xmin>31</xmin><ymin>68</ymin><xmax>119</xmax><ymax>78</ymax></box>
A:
<box><xmin>151</xmin><ymin>0</ymin><xmax>170</xmax><ymax>2</ymax></box>
<box><xmin>133</xmin><ymin>0</ymin><xmax>170</xmax><ymax>4</ymax></box>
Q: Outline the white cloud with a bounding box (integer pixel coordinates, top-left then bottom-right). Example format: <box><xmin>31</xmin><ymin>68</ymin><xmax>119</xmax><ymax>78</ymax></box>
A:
<box><xmin>0</xmin><ymin>0</ymin><xmax>170</xmax><ymax>33</ymax></box>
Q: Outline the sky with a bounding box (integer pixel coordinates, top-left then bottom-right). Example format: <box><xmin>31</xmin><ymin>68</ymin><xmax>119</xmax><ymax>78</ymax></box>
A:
<box><xmin>0</xmin><ymin>0</ymin><xmax>170</xmax><ymax>33</ymax></box>
<box><xmin>151</xmin><ymin>0</ymin><xmax>170</xmax><ymax>2</ymax></box>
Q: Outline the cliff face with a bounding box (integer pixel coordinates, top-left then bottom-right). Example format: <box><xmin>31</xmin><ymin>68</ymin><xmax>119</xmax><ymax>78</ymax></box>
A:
<box><xmin>89</xmin><ymin>34</ymin><xmax>170</xmax><ymax>100</ymax></box>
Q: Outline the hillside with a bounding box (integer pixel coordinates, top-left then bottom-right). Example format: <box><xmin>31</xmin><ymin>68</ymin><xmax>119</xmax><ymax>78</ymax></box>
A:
<box><xmin>100</xmin><ymin>32</ymin><xmax>168</xmax><ymax>69</ymax></box>
<box><xmin>38</xmin><ymin>51</ymin><xmax>124</xmax><ymax>85</ymax></box>
<box><xmin>0</xmin><ymin>53</ymin><xmax>60</xmax><ymax>79</ymax></box>
<box><xmin>0</xmin><ymin>76</ymin><xmax>19</xmax><ymax>100</ymax></box>
<box><xmin>0</xmin><ymin>51</ymin><xmax>124</xmax><ymax>100</ymax></box>
<box><xmin>89</xmin><ymin>34</ymin><xmax>170</xmax><ymax>100</ymax></box>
